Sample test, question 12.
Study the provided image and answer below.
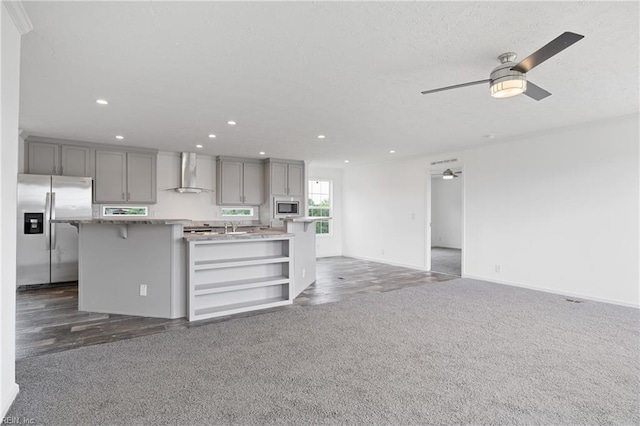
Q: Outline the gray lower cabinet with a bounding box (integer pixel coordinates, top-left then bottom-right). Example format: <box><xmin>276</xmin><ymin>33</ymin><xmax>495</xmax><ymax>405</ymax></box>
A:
<box><xmin>95</xmin><ymin>150</ymin><xmax>157</xmax><ymax>204</ymax></box>
<box><xmin>270</xmin><ymin>161</ymin><xmax>304</xmax><ymax>196</ymax></box>
<box><xmin>26</xmin><ymin>140</ymin><xmax>92</xmax><ymax>177</ymax></box>
<box><xmin>216</xmin><ymin>157</ymin><xmax>263</xmax><ymax>205</ymax></box>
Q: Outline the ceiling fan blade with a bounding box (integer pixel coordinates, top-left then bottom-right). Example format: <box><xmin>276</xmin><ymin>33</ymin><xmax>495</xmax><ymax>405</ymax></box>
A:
<box><xmin>511</xmin><ymin>32</ymin><xmax>584</xmax><ymax>73</ymax></box>
<box><xmin>421</xmin><ymin>79</ymin><xmax>490</xmax><ymax>95</ymax></box>
<box><xmin>524</xmin><ymin>81</ymin><xmax>552</xmax><ymax>101</ymax></box>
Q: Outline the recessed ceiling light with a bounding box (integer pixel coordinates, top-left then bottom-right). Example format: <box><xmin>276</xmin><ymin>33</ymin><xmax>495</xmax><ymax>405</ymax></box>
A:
<box><xmin>227</xmin><ymin>121</ymin><xmax>236</xmax><ymax>126</ymax></box>
<box><xmin>344</xmin><ymin>160</ymin><xmax>349</xmax><ymax>163</ymax></box>
<box><xmin>115</xmin><ymin>135</ymin><xmax>124</xmax><ymax>140</ymax></box>
<box><xmin>96</xmin><ymin>99</ymin><xmax>108</xmax><ymax>105</ymax></box>
<box><xmin>389</xmin><ymin>150</ymin><xmax>396</xmax><ymax>154</ymax></box>
<box><xmin>259</xmin><ymin>151</ymin><xmax>266</xmax><ymax>155</ymax></box>
<box><xmin>208</xmin><ymin>134</ymin><xmax>216</xmax><ymax>138</ymax></box>
<box><xmin>317</xmin><ymin>135</ymin><xmax>326</xmax><ymax>139</ymax></box>
<box><xmin>484</xmin><ymin>134</ymin><xmax>496</xmax><ymax>139</ymax></box>
<box><xmin>196</xmin><ymin>144</ymin><xmax>203</xmax><ymax>148</ymax></box>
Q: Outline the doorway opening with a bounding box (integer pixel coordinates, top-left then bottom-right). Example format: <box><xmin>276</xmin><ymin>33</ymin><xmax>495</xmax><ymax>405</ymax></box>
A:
<box><xmin>429</xmin><ymin>168</ymin><xmax>463</xmax><ymax>276</ymax></box>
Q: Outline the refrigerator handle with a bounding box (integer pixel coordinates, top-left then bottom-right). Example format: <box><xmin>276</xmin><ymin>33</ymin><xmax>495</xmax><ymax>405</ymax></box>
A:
<box><xmin>45</xmin><ymin>192</ymin><xmax>51</xmax><ymax>250</ymax></box>
<box><xmin>51</xmin><ymin>192</ymin><xmax>57</xmax><ymax>249</ymax></box>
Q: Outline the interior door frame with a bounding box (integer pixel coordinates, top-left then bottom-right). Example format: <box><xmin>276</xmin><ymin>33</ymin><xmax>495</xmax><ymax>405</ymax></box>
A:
<box><xmin>425</xmin><ymin>162</ymin><xmax>466</xmax><ymax>276</ymax></box>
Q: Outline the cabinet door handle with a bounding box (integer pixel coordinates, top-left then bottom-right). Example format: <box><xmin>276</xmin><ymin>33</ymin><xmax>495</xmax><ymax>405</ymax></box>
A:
<box><xmin>127</xmin><ymin>192</ymin><xmax>131</xmax><ymax>200</ymax></box>
<box><xmin>60</xmin><ymin>166</ymin><xmax>63</xmax><ymax>175</ymax></box>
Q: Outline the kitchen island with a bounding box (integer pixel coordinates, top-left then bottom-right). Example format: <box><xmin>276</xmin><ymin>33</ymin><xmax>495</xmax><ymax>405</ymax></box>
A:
<box><xmin>52</xmin><ymin>219</ymin><xmax>312</xmax><ymax>320</ymax></box>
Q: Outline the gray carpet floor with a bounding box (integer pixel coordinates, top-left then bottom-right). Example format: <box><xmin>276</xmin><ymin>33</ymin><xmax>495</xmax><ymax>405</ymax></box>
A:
<box><xmin>8</xmin><ymin>278</ymin><xmax>639</xmax><ymax>425</ymax></box>
<box><xmin>431</xmin><ymin>247</ymin><xmax>462</xmax><ymax>276</ymax></box>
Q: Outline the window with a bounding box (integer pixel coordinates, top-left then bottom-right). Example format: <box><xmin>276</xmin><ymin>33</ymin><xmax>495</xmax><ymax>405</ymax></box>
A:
<box><xmin>308</xmin><ymin>180</ymin><xmax>332</xmax><ymax>235</ymax></box>
<box><xmin>221</xmin><ymin>208</ymin><xmax>254</xmax><ymax>217</ymax></box>
<box><xmin>102</xmin><ymin>206</ymin><xmax>148</xmax><ymax>216</ymax></box>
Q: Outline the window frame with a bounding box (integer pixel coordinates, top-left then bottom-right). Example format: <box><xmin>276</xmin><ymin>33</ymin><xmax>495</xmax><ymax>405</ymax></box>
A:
<box><xmin>308</xmin><ymin>179</ymin><xmax>333</xmax><ymax>237</ymax></box>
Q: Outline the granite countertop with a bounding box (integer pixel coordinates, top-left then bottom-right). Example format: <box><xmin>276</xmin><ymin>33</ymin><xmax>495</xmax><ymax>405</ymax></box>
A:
<box><xmin>183</xmin><ymin>230</ymin><xmax>293</xmax><ymax>241</ymax></box>
<box><xmin>51</xmin><ymin>218</ymin><xmax>192</xmax><ymax>225</ymax></box>
<box><xmin>281</xmin><ymin>216</ymin><xmax>332</xmax><ymax>222</ymax></box>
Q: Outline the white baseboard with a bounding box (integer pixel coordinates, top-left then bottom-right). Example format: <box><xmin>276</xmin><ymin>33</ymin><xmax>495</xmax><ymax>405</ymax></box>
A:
<box><xmin>342</xmin><ymin>253</ymin><xmax>426</xmax><ymax>271</ymax></box>
<box><xmin>316</xmin><ymin>252</ymin><xmax>343</xmax><ymax>258</ymax></box>
<box><xmin>463</xmin><ymin>274</ymin><xmax>640</xmax><ymax>309</ymax></box>
<box><xmin>1</xmin><ymin>383</ymin><xmax>20</xmax><ymax>418</ymax></box>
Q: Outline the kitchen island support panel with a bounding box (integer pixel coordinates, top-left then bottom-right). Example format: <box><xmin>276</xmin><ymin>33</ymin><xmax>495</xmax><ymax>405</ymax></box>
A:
<box><xmin>78</xmin><ymin>223</ymin><xmax>186</xmax><ymax>319</ymax></box>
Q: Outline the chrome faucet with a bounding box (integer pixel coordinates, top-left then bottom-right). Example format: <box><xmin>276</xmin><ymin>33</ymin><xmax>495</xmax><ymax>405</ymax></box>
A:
<box><xmin>225</xmin><ymin>222</ymin><xmax>238</xmax><ymax>233</ymax></box>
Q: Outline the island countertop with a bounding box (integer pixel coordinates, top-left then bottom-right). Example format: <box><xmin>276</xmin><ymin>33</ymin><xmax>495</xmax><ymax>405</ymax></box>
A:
<box><xmin>51</xmin><ymin>218</ymin><xmax>192</xmax><ymax>225</ymax></box>
<box><xmin>281</xmin><ymin>216</ymin><xmax>331</xmax><ymax>222</ymax></box>
<box><xmin>183</xmin><ymin>230</ymin><xmax>293</xmax><ymax>241</ymax></box>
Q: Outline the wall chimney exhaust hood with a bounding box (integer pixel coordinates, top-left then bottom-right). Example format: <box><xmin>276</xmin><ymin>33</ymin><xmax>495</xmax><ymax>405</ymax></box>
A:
<box><xmin>171</xmin><ymin>152</ymin><xmax>212</xmax><ymax>193</ymax></box>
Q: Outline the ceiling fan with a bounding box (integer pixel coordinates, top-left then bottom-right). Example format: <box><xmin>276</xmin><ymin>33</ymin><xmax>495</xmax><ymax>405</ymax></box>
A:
<box><xmin>442</xmin><ymin>169</ymin><xmax>461</xmax><ymax>180</ymax></box>
<box><xmin>421</xmin><ymin>32</ymin><xmax>584</xmax><ymax>101</ymax></box>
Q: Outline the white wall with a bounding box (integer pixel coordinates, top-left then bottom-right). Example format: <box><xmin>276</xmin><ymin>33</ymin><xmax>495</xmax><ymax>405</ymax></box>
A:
<box><xmin>343</xmin><ymin>157</ymin><xmax>427</xmax><ymax>269</ymax></box>
<box><xmin>343</xmin><ymin>114</ymin><xmax>639</xmax><ymax>307</ymax></box>
<box><xmin>308</xmin><ymin>166</ymin><xmax>343</xmax><ymax>257</ymax></box>
<box><xmin>17</xmin><ymin>130</ymin><xmax>24</xmax><ymax>173</ymax></box>
<box><xmin>431</xmin><ymin>176</ymin><xmax>462</xmax><ymax>249</ymax></box>
<box><xmin>463</xmin><ymin>115</ymin><xmax>638</xmax><ymax>307</ymax></box>
<box><xmin>1</xmin><ymin>2</ymin><xmax>24</xmax><ymax>416</ymax></box>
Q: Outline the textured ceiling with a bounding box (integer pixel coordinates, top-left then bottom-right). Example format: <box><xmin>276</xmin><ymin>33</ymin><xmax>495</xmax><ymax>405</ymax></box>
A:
<box><xmin>19</xmin><ymin>1</ymin><xmax>639</xmax><ymax>167</ymax></box>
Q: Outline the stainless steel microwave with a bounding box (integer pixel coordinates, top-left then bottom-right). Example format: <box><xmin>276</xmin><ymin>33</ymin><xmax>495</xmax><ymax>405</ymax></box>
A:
<box><xmin>274</xmin><ymin>200</ymin><xmax>300</xmax><ymax>217</ymax></box>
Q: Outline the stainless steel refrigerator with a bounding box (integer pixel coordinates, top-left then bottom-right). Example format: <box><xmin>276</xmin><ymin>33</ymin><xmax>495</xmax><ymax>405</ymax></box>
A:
<box><xmin>17</xmin><ymin>174</ymin><xmax>93</xmax><ymax>286</ymax></box>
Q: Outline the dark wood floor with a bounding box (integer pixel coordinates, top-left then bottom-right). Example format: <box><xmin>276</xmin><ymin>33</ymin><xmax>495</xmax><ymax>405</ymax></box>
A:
<box><xmin>16</xmin><ymin>257</ymin><xmax>455</xmax><ymax>359</ymax></box>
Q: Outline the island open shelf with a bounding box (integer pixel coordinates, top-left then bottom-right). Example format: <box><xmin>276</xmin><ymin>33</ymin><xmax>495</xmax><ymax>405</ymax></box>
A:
<box><xmin>187</xmin><ymin>236</ymin><xmax>294</xmax><ymax>321</ymax></box>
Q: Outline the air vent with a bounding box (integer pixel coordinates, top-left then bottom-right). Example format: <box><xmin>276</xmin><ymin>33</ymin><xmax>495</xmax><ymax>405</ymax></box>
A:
<box><xmin>430</xmin><ymin>158</ymin><xmax>458</xmax><ymax>166</ymax></box>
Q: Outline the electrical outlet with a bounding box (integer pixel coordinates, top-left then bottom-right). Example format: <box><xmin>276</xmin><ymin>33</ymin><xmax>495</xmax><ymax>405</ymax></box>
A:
<box><xmin>140</xmin><ymin>284</ymin><xmax>147</xmax><ymax>296</ymax></box>
<box><xmin>495</xmin><ymin>265</ymin><xmax>502</xmax><ymax>273</ymax></box>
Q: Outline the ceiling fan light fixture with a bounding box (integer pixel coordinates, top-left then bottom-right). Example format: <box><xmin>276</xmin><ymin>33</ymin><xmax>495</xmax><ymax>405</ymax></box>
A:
<box><xmin>490</xmin><ymin>76</ymin><xmax>527</xmax><ymax>99</ymax></box>
<box><xmin>442</xmin><ymin>169</ymin><xmax>456</xmax><ymax>180</ymax></box>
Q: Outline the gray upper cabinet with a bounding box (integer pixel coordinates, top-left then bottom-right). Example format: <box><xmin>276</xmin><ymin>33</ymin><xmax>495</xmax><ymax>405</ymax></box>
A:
<box><xmin>287</xmin><ymin>163</ymin><xmax>304</xmax><ymax>196</ymax></box>
<box><xmin>243</xmin><ymin>162</ymin><xmax>263</xmax><ymax>204</ymax></box>
<box><xmin>271</xmin><ymin>162</ymin><xmax>288</xmax><ymax>196</ymax></box>
<box><xmin>61</xmin><ymin>145</ymin><xmax>91</xmax><ymax>177</ymax></box>
<box><xmin>270</xmin><ymin>161</ymin><xmax>304</xmax><ymax>196</ymax></box>
<box><xmin>27</xmin><ymin>142</ymin><xmax>60</xmax><ymax>175</ymax></box>
<box><xmin>95</xmin><ymin>150</ymin><xmax>127</xmax><ymax>203</ymax></box>
<box><xmin>127</xmin><ymin>152</ymin><xmax>156</xmax><ymax>203</ymax></box>
<box><xmin>25</xmin><ymin>137</ymin><xmax>158</xmax><ymax>204</ymax></box>
<box><xmin>94</xmin><ymin>149</ymin><xmax>157</xmax><ymax>204</ymax></box>
<box><xmin>27</xmin><ymin>139</ymin><xmax>91</xmax><ymax>177</ymax></box>
<box><xmin>216</xmin><ymin>157</ymin><xmax>264</xmax><ymax>205</ymax></box>
<box><xmin>217</xmin><ymin>159</ymin><xmax>243</xmax><ymax>204</ymax></box>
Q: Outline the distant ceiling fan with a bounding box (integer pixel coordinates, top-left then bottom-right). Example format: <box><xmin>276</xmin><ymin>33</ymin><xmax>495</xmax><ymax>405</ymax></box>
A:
<box><xmin>442</xmin><ymin>169</ymin><xmax>461</xmax><ymax>180</ymax></box>
<box><xmin>421</xmin><ymin>32</ymin><xmax>584</xmax><ymax>101</ymax></box>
